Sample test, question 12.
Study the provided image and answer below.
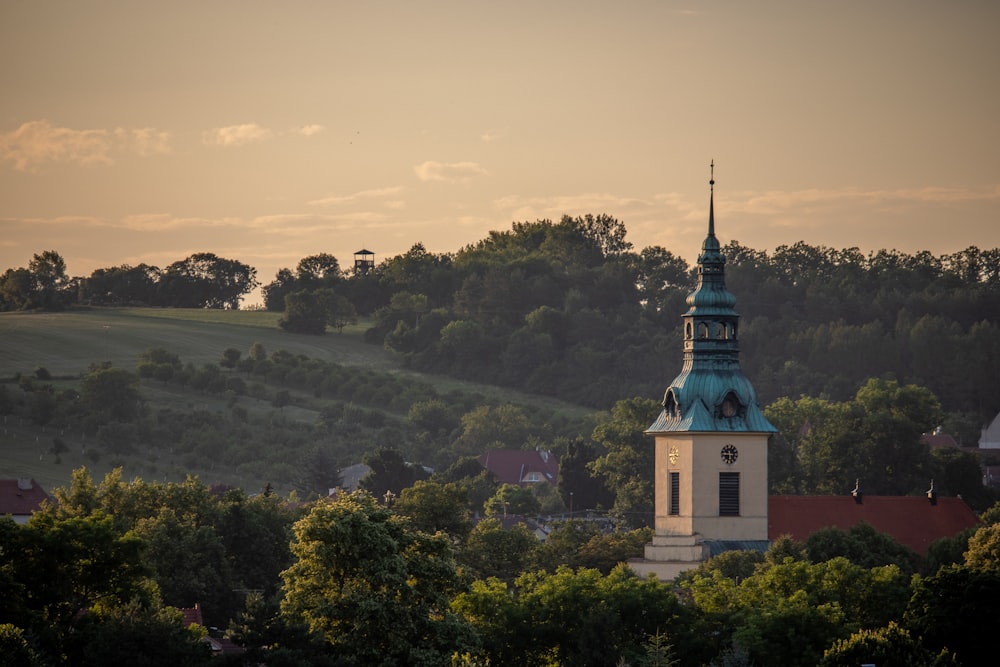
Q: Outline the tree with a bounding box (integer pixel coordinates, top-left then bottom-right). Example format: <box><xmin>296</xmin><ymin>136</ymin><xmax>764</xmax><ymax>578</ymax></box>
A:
<box><xmin>805</xmin><ymin>522</ymin><xmax>921</xmax><ymax>575</ymax></box>
<box><xmin>1</xmin><ymin>513</ymin><xmax>155</xmax><ymax>651</ymax></box>
<box><xmin>359</xmin><ymin>448</ymin><xmax>428</xmax><ymax>497</ymax></box>
<box><xmin>556</xmin><ymin>437</ymin><xmax>613</xmax><ymax>514</ymax></box>
<box><xmin>279</xmin><ymin>288</ymin><xmax>357</xmax><ymax>334</ymax></box>
<box><xmin>159</xmin><ymin>252</ymin><xmax>258</xmax><ymax>309</ymax></box>
<box><xmin>588</xmin><ymin>397</ymin><xmax>661</xmax><ymax>528</ymax></box>
<box><xmin>79</xmin><ymin>366</ymin><xmax>142</xmax><ymax>424</ymax></box>
<box><xmin>569</xmin><ymin>213</ymin><xmax>633</xmax><ymax>258</ymax></box>
<box><xmin>0</xmin><ymin>623</ymin><xmax>44</xmax><ymax>667</ymax></box>
<box><xmin>453</xmin><ymin>565</ymin><xmax>691</xmax><ymax>667</ymax></box>
<box><xmin>66</xmin><ymin>599</ymin><xmax>212</xmax><ymax>667</ymax></box>
<box><xmin>931</xmin><ymin>447</ymin><xmax>997</xmax><ymax>511</ymax></box>
<box><xmin>81</xmin><ymin>263</ymin><xmax>160</xmax><ymax>305</ymax></box>
<box><xmin>392</xmin><ymin>480</ymin><xmax>471</xmax><ymax>539</ymax></box>
<box><xmin>453</xmin><ymin>404</ymin><xmax>531</xmax><ymax>456</ymax></box>
<box><xmin>904</xmin><ymin>565</ymin><xmax>1000</xmax><ymax>666</ymax></box>
<box><xmin>130</xmin><ymin>518</ymin><xmax>235</xmax><ymax>624</ymax></box>
<box><xmin>0</xmin><ymin>267</ymin><xmax>34</xmax><ymax>310</ymax></box>
<box><xmin>215</xmin><ymin>490</ymin><xmax>296</xmax><ymax>599</ymax></box>
<box><xmin>964</xmin><ymin>522</ymin><xmax>1000</xmax><ymax>573</ymax></box>
<box><xmin>818</xmin><ymin>621</ymin><xmax>956</xmax><ymax>667</ymax></box>
<box><xmin>483</xmin><ymin>483</ymin><xmax>540</xmax><ymax>519</ymax></box>
<box><xmin>279</xmin><ymin>289</ymin><xmax>327</xmax><ymax>334</ymax></box>
<box><xmin>320</xmin><ymin>289</ymin><xmax>358</xmax><ymax>332</ymax></box>
<box><xmin>280</xmin><ymin>492</ymin><xmax>475</xmax><ymax>665</ymax></box>
<box><xmin>852</xmin><ymin>379</ymin><xmax>941</xmax><ymax>495</ymax></box>
<box><xmin>219</xmin><ymin>347</ymin><xmax>242</xmax><ymax>369</ymax></box>
<box><xmin>262</xmin><ymin>267</ymin><xmax>299</xmax><ymax>312</ymax></box>
<box><xmin>295</xmin><ymin>253</ymin><xmax>342</xmax><ymax>289</ymax></box>
<box><xmin>28</xmin><ymin>250</ymin><xmax>69</xmax><ymax>309</ymax></box>
<box><xmin>459</xmin><ymin>518</ymin><xmax>537</xmax><ymax>583</ymax></box>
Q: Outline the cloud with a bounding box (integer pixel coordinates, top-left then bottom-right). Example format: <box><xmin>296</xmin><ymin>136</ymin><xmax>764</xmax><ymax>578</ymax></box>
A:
<box><xmin>732</xmin><ymin>185</ymin><xmax>1000</xmax><ymax>219</ymax></box>
<box><xmin>494</xmin><ymin>192</ymin><xmax>648</xmax><ymax>221</ymax></box>
<box><xmin>203</xmin><ymin>123</ymin><xmax>272</xmax><ymax>147</ymax></box>
<box><xmin>0</xmin><ymin>120</ymin><xmax>171</xmax><ymax>171</ymax></box>
<box><xmin>308</xmin><ymin>186</ymin><xmax>405</xmax><ymax>207</ymax></box>
<box><xmin>120</xmin><ymin>213</ymin><xmax>244</xmax><ymax>231</ymax></box>
<box><xmin>296</xmin><ymin>124</ymin><xmax>326</xmax><ymax>137</ymax></box>
<box><xmin>480</xmin><ymin>129</ymin><xmax>505</xmax><ymax>143</ymax></box>
<box><xmin>125</xmin><ymin>128</ymin><xmax>172</xmax><ymax>156</ymax></box>
<box><xmin>414</xmin><ymin>161</ymin><xmax>488</xmax><ymax>183</ymax></box>
<box><xmin>0</xmin><ymin>214</ymin><xmax>109</xmax><ymax>228</ymax></box>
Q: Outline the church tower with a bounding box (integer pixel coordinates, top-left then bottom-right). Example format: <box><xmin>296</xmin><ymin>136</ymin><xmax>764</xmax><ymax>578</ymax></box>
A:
<box><xmin>632</xmin><ymin>163</ymin><xmax>776</xmax><ymax>581</ymax></box>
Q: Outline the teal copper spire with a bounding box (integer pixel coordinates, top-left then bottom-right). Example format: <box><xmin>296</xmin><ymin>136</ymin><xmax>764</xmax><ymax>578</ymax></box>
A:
<box><xmin>648</xmin><ymin>162</ymin><xmax>776</xmax><ymax>434</ymax></box>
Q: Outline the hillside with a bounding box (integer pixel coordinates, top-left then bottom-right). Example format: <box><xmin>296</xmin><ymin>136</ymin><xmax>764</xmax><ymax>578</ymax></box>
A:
<box><xmin>0</xmin><ymin>308</ymin><xmax>594</xmax><ymax>493</ymax></box>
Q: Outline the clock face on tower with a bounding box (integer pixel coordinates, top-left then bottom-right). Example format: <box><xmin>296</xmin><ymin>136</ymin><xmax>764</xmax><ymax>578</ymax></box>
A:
<box><xmin>721</xmin><ymin>444</ymin><xmax>739</xmax><ymax>465</ymax></box>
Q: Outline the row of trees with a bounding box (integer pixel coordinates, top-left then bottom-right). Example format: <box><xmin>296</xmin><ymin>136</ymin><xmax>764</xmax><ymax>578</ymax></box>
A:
<box><xmin>0</xmin><ymin>251</ymin><xmax>258</xmax><ymax>310</ymax></box>
<box><xmin>5</xmin><ymin>468</ymin><xmax>999</xmax><ymax>665</ymax></box>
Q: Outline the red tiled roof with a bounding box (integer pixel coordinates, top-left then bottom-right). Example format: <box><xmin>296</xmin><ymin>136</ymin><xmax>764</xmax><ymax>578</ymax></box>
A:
<box><xmin>768</xmin><ymin>495</ymin><xmax>980</xmax><ymax>555</ymax></box>
<box><xmin>206</xmin><ymin>636</ymin><xmax>245</xmax><ymax>655</ymax></box>
<box><xmin>179</xmin><ymin>604</ymin><xmax>203</xmax><ymax>627</ymax></box>
<box><xmin>920</xmin><ymin>432</ymin><xmax>959</xmax><ymax>449</ymax></box>
<box><xmin>478</xmin><ymin>449</ymin><xmax>559</xmax><ymax>487</ymax></box>
<box><xmin>0</xmin><ymin>478</ymin><xmax>51</xmax><ymax>519</ymax></box>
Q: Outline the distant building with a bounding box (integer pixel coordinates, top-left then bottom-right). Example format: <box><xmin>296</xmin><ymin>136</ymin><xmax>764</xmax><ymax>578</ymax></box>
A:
<box><xmin>354</xmin><ymin>249</ymin><xmax>375</xmax><ymax>275</ymax></box>
<box><xmin>980</xmin><ymin>411</ymin><xmax>1000</xmax><ymax>449</ymax></box>
<box><xmin>0</xmin><ymin>478</ymin><xmax>51</xmax><ymax>524</ymax></box>
<box><xmin>921</xmin><ymin>426</ymin><xmax>960</xmax><ymax>450</ymax></box>
<box><xmin>336</xmin><ymin>463</ymin><xmax>372</xmax><ymax>493</ymax></box>
<box><xmin>478</xmin><ymin>449</ymin><xmax>559</xmax><ymax>487</ymax></box>
<box><xmin>179</xmin><ymin>603</ymin><xmax>244</xmax><ymax>657</ymax></box>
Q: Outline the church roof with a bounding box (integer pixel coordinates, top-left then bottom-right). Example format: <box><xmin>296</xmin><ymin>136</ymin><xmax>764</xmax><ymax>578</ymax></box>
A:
<box><xmin>648</xmin><ymin>163</ymin><xmax>776</xmax><ymax>435</ymax></box>
<box><xmin>768</xmin><ymin>495</ymin><xmax>980</xmax><ymax>555</ymax></box>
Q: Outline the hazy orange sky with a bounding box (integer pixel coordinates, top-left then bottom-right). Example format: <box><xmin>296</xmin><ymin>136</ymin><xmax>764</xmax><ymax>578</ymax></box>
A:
<box><xmin>2</xmin><ymin>1</ymin><xmax>998</xmax><ymax>305</ymax></box>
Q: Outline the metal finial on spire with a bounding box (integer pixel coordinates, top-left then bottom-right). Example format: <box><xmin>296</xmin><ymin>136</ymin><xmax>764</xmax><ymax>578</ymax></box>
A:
<box><xmin>708</xmin><ymin>160</ymin><xmax>716</xmax><ymax>237</ymax></box>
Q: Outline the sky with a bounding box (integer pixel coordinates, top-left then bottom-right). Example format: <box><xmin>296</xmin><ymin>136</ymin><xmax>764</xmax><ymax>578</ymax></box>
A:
<box><xmin>2</xmin><ymin>0</ymin><xmax>998</xmax><ymax>305</ymax></box>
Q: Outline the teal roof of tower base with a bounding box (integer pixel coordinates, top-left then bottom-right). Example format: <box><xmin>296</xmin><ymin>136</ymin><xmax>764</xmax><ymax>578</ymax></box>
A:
<box><xmin>646</xmin><ymin>400</ymin><xmax>776</xmax><ymax>433</ymax></box>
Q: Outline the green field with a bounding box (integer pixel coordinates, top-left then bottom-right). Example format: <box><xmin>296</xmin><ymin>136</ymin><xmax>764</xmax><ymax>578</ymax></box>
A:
<box><xmin>0</xmin><ymin>307</ymin><xmax>396</xmax><ymax>378</ymax></box>
<box><xmin>0</xmin><ymin>308</ymin><xmax>593</xmax><ymax>493</ymax></box>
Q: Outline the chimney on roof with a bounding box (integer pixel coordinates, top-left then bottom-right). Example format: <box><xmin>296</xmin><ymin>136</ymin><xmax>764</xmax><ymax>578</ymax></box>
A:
<box><xmin>17</xmin><ymin>478</ymin><xmax>32</xmax><ymax>491</ymax></box>
<box><xmin>851</xmin><ymin>479</ymin><xmax>862</xmax><ymax>504</ymax></box>
<box><xmin>926</xmin><ymin>479</ymin><xmax>937</xmax><ymax>506</ymax></box>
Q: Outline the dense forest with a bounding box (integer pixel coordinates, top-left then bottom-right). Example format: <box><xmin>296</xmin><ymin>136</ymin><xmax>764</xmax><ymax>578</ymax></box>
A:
<box><xmin>4</xmin><ymin>214</ymin><xmax>998</xmax><ymax>431</ymax></box>
<box><xmin>3</xmin><ymin>468</ymin><xmax>998</xmax><ymax>665</ymax></box>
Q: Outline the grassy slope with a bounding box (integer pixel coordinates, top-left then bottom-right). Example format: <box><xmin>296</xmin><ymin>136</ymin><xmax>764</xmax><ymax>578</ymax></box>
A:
<box><xmin>0</xmin><ymin>308</ymin><xmax>593</xmax><ymax>493</ymax></box>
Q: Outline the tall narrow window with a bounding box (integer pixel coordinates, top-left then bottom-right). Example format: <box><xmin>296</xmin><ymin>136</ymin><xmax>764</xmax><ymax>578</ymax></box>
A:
<box><xmin>719</xmin><ymin>472</ymin><xmax>740</xmax><ymax>516</ymax></box>
<box><xmin>669</xmin><ymin>472</ymin><xmax>680</xmax><ymax>515</ymax></box>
